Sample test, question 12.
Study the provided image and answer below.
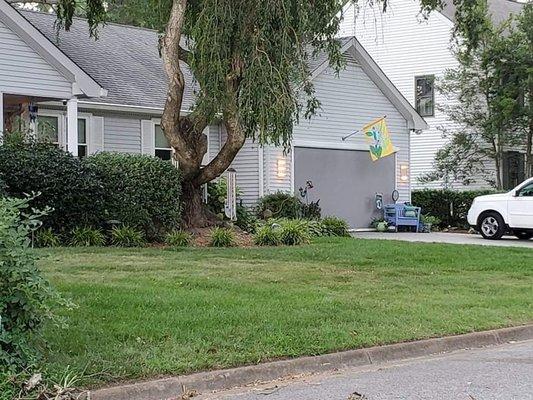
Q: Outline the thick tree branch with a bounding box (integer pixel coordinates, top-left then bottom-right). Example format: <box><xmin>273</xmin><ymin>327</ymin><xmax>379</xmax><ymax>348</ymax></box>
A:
<box><xmin>195</xmin><ymin>115</ymin><xmax>245</xmax><ymax>186</ymax></box>
<box><xmin>179</xmin><ymin>46</ymin><xmax>190</xmax><ymax>64</ymax></box>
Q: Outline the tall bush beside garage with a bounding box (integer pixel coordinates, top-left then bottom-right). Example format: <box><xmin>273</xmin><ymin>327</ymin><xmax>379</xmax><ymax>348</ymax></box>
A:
<box><xmin>412</xmin><ymin>189</ymin><xmax>498</xmax><ymax>228</ymax></box>
<box><xmin>85</xmin><ymin>153</ymin><xmax>182</xmax><ymax>240</ymax></box>
<box><xmin>0</xmin><ymin>138</ymin><xmax>105</xmax><ymax>233</ymax></box>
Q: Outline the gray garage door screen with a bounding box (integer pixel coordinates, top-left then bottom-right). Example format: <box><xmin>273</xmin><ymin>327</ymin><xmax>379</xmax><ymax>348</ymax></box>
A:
<box><xmin>294</xmin><ymin>147</ymin><xmax>396</xmax><ymax>228</ymax></box>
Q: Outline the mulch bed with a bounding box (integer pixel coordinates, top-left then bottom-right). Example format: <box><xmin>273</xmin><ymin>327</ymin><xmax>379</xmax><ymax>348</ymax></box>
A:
<box><xmin>188</xmin><ymin>226</ymin><xmax>254</xmax><ymax>247</ymax></box>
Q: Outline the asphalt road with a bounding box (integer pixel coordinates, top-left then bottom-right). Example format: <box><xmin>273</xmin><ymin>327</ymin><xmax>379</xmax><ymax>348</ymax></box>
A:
<box><xmin>352</xmin><ymin>231</ymin><xmax>533</xmax><ymax>248</ymax></box>
<box><xmin>198</xmin><ymin>340</ymin><xmax>533</xmax><ymax>400</ymax></box>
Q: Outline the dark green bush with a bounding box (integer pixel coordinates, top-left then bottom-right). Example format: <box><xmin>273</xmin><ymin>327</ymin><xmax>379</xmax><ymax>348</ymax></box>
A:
<box><xmin>257</xmin><ymin>192</ymin><xmax>304</xmax><ymax>219</ymax></box>
<box><xmin>35</xmin><ymin>228</ymin><xmax>61</xmax><ymax>247</ymax></box>
<box><xmin>0</xmin><ymin>139</ymin><xmax>105</xmax><ymax>233</ymax></box>
<box><xmin>110</xmin><ymin>226</ymin><xmax>145</xmax><ymax>247</ymax></box>
<box><xmin>210</xmin><ymin>227</ymin><xmax>236</xmax><ymax>247</ymax></box>
<box><xmin>253</xmin><ymin>224</ymin><xmax>282</xmax><ymax>246</ymax></box>
<box><xmin>165</xmin><ymin>230</ymin><xmax>192</xmax><ymax>248</ymax></box>
<box><xmin>321</xmin><ymin>216</ymin><xmax>350</xmax><ymax>237</ymax></box>
<box><xmin>235</xmin><ymin>205</ymin><xmax>258</xmax><ymax>233</ymax></box>
<box><xmin>69</xmin><ymin>227</ymin><xmax>106</xmax><ymax>247</ymax></box>
<box><xmin>85</xmin><ymin>153</ymin><xmax>182</xmax><ymax>240</ymax></box>
<box><xmin>412</xmin><ymin>189</ymin><xmax>497</xmax><ymax>228</ymax></box>
<box><xmin>300</xmin><ymin>200</ymin><xmax>321</xmax><ymax>220</ymax></box>
<box><xmin>0</xmin><ymin>196</ymin><xmax>66</xmax><ymax>370</ymax></box>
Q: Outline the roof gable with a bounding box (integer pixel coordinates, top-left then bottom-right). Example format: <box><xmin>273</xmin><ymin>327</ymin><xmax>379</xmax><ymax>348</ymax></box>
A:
<box><xmin>0</xmin><ymin>0</ymin><xmax>105</xmax><ymax>98</ymax></box>
<box><xmin>309</xmin><ymin>37</ymin><xmax>428</xmax><ymax>130</ymax></box>
<box><xmin>440</xmin><ymin>0</ymin><xmax>524</xmax><ymax>25</ymax></box>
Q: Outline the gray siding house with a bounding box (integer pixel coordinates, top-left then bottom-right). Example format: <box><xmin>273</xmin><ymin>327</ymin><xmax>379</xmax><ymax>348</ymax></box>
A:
<box><xmin>0</xmin><ymin>0</ymin><xmax>427</xmax><ymax>228</ymax></box>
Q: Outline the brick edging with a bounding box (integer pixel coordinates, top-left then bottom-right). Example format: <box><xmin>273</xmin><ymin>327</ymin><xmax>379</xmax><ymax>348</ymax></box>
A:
<box><xmin>87</xmin><ymin>324</ymin><xmax>533</xmax><ymax>400</ymax></box>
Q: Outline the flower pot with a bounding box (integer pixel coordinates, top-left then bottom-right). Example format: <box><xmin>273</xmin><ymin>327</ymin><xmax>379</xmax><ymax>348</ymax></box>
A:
<box><xmin>376</xmin><ymin>222</ymin><xmax>388</xmax><ymax>232</ymax></box>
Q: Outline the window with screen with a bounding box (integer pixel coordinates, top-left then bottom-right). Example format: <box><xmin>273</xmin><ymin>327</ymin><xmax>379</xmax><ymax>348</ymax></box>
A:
<box><xmin>155</xmin><ymin>124</ymin><xmax>173</xmax><ymax>160</ymax></box>
<box><xmin>37</xmin><ymin>115</ymin><xmax>60</xmax><ymax>145</ymax></box>
<box><xmin>415</xmin><ymin>76</ymin><xmax>435</xmax><ymax>117</ymax></box>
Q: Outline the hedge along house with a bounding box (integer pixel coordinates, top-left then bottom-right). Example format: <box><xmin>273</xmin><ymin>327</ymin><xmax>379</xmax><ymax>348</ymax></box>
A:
<box><xmin>0</xmin><ymin>3</ymin><xmax>427</xmax><ymax>228</ymax></box>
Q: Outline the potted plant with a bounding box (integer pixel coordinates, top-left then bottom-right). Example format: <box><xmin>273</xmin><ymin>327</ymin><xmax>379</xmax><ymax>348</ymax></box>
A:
<box><xmin>371</xmin><ymin>217</ymin><xmax>389</xmax><ymax>232</ymax></box>
<box><xmin>422</xmin><ymin>214</ymin><xmax>441</xmax><ymax>232</ymax></box>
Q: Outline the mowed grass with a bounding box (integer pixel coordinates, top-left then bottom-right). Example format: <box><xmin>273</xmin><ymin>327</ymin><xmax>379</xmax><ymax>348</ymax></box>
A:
<box><xmin>37</xmin><ymin>238</ymin><xmax>533</xmax><ymax>386</ymax></box>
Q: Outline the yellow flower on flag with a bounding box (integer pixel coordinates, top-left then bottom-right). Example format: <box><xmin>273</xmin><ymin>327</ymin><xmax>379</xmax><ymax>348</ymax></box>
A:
<box><xmin>362</xmin><ymin>117</ymin><xmax>395</xmax><ymax>161</ymax></box>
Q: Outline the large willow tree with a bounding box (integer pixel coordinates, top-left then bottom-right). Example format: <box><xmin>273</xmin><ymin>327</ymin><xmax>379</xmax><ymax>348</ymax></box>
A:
<box><xmin>49</xmin><ymin>0</ymin><xmax>483</xmax><ymax>227</ymax></box>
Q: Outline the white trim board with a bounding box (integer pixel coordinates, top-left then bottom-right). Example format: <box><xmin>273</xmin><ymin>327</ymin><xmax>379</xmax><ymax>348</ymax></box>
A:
<box><xmin>293</xmin><ymin>139</ymin><xmax>401</xmax><ymax>152</ymax></box>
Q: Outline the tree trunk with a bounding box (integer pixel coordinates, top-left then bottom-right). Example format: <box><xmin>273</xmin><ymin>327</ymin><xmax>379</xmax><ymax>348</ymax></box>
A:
<box><xmin>160</xmin><ymin>0</ymin><xmax>248</xmax><ymax>228</ymax></box>
<box><xmin>180</xmin><ymin>180</ymin><xmax>217</xmax><ymax>228</ymax></box>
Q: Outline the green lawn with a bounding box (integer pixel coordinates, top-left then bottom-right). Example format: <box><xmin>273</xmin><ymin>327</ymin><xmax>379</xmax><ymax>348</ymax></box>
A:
<box><xmin>37</xmin><ymin>238</ymin><xmax>533</xmax><ymax>386</ymax></box>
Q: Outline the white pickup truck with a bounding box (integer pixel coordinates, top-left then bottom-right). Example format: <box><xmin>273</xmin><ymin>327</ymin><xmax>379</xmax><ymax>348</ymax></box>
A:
<box><xmin>467</xmin><ymin>178</ymin><xmax>533</xmax><ymax>240</ymax></box>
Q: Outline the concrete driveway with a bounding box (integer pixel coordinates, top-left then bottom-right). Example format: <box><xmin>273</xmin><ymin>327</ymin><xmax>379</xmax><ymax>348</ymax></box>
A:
<box><xmin>352</xmin><ymin>231</ymin><xmax>533</xmax><ymax>248</ymax></box>
<box><xmin>199</xmin><ymin>340</ymin><xmax>533</xmax><ymax>400</ymax></box>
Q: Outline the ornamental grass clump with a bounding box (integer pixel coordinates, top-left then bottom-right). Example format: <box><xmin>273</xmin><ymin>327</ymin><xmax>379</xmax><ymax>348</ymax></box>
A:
<box><xmin>165</xmin><ymin>230</ymin><xmax>192</xmax><ymax>248</ymax></box>
<box><xmin>110</xmin><ymin>226</ymin><xmax>145</xmax><ymax>247</ymax></box>
<box><xmin>253</xmin><ymin>224</ymin><xmax>282</xmax><ymax>246</ymax></box>
<box><xmin>209</xmin><ymin>227</ymin><xmax>236</xmax><ymax>247</ymax></box>
<box><xmin>69</xmin><ymin>227</ymin><xmax>106</xmax><ymax>247</ymax></box>
<box><xmin>321</xmin><ymin>216</ymin><xmax>350</xmax><ymax>237</ymax></box>
<box><xmin>278</xmin><ymin>219</ymin><xmax>309</xmax><ymax>246</ymax></box>
<box><xmin>35</xmin><ymin>227</ymin><xmax>61</xmax><ymax>247</ymax></box>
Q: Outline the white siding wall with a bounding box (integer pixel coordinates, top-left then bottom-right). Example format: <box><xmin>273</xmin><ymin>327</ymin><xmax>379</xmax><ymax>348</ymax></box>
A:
<box><xmin>289</xmin><ymin>60</ymin><xmax>411</xmax><ymax>202</ymax></box>
<box><xmin>339</xmin><ymin>1</ymin><xmax>461</xmax><ymax>189</ymax></box>
<box><xmin>0</xmin><ymin>20</ymin><xmax>72</xmax><ymax>98</ymax></box>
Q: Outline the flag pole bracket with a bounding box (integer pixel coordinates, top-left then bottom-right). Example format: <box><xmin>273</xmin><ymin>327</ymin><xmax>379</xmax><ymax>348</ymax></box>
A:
<box><xmin>341</xmin><ymin>115</ymin><xmax>387</xmax><ymax>141</ymax></box>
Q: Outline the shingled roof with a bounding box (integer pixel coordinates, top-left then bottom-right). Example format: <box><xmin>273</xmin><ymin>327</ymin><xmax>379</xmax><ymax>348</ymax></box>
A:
<box><xmin>441</xmin><ymin>0</ymin><xmax>524</xmax><ymax>25</ymax></box>
<box><xmin>20</xmin><ymin>10</ymin><xmax>350</xmax><ymax>111</ymax></box>
<box><xmin>21</xmin><ymin>10</ymin><xmax>197</xmax><ymax>109</ymax></box>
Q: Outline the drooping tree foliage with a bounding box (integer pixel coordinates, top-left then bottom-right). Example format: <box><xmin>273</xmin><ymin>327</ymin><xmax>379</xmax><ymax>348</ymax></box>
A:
<box><xmin>22</xmin><ymin>0</ymin><xmax>490</xmax><ymax>226</ymax></box>
<box><xmin>421</xmin><ymin>2</ymin><xmax>532</xmax><ymax>189</ymax></box>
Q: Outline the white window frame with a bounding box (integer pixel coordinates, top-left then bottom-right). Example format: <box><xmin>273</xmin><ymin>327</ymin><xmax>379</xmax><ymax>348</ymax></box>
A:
<box><xmin>152</xmin><ymin>118</ymin><xmax>174</xmax><ymax>160</ymax></box>
<box><xmin>36</xmin><ymin>110</ymin><xmax>91</xmax><ymax>157</ymax></box>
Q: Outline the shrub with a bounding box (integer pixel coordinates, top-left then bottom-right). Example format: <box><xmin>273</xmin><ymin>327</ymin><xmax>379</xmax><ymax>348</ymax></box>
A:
<box><xmin>165</xmin><ymin>230</ymin><xmax>192</xmax><ymax>248</ymax></box>
<box><xmin>279</xmin><ymin>219</ymin><xmax>309</xmax><ymax>245</ymax></box>
<box><xmin>257</xmin><ymin>192</ymin><xmax>303</xmax><ymax>219</ymax></box>
<box><xmin>235</xmin><ymin>204</ymin><xmax>258</xmax><ymax>233</ymax></box>
<box><xmin>35</xmin><ymin>227</ymin><xmax>61</xmax><ymax>247</ymax></box>
<box><xmin>300</xmin><ymin>200</ymin><xmax>322</xmax><ymax>220</ymax></box>
<box><xmin>110</xmin><ymin>226</ymin><xmax>145</xmax><ymax>247</ymax></box>
<box><xmin>0</xmin><ymin>139</ymin><xmax>105</xmax><ymax>233</ymax></box>
<box><xmin>69</xmin><ymin>227</ymin><xmax>106</xmax><ymax>247</ymax></box>
<box><xmin>210</xmin><ymin>227</ymin><xmax>236</xmax><ymax>247</ymax></box>
<box><xmin>253</xmin><ymin>224</ymin><xmax>282</xmax><ymax>246</ymax></box>
<box><xmin>321</xmin><ymin>216</ymin><xmax>350</xmax><ymax>237</ymax></box>
<box><xmin>305</xmin><ymin>219</ymin><xmax>325</xmax><ymax>237</ymax></box>
<box><xmin>84</xmin><ymin>153</ymin><xmax>182</xmax><ymax>241</ymax></box>
<box><xmin>412</xmin><ymin>189</ymin><xmax>497</xmax><ymax>228</ymax></box>
<box><xmin>0</xmin><ymin>196</ymin><xmax>66</xmax><ymax>370</ymax></box>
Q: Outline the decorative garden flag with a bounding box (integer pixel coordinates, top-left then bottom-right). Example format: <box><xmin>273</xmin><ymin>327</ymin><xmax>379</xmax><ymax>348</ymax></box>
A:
<box><xmin>362</xmin><ymin>117</ymin><xmax>395</xmax><ymax>161</ymax></box>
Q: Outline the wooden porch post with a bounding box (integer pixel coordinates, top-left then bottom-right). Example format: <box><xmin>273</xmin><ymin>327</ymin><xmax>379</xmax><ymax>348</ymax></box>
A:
<box><xmin>66</xmin><ymin>98</ymin><xmax>78</xmax><ymax>156</ymax></box>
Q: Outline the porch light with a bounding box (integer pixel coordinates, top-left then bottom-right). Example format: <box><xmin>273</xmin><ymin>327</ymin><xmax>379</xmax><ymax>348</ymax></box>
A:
<box><xmin>400</xmin><ymin>163</ymin><xmax>409</xmax><ymax>183</ymax></box>
<box><xmin>277</xmin><ymin>158</ymin><xmax>287</xmax><ymax>179</ymax></box>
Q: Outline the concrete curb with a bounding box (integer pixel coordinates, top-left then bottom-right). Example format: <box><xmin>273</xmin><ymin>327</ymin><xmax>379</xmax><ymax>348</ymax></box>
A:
<box><xmin>88</xmin><ymin>324</ymin><xmax>533</xmax><ymax>400</ymax></box>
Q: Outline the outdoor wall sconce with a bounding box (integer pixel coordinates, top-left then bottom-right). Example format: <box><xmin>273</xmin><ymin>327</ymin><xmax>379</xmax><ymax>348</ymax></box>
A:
<box><xmin>277</xmin><ymin>158</ymin><xmax>287</xmax><ymax>179</ymax></box>
<box><xmin>399</xmin><ymin>163</ymin><xmax>409</xmax><ymax>183</ymax></box>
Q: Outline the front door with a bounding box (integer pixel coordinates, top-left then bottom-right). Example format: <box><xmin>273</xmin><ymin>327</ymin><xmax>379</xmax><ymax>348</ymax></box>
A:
<box><xmin>508</xmin><ymin>181</ymin><xmax>533</xmax><ymax>229</ymax></box>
